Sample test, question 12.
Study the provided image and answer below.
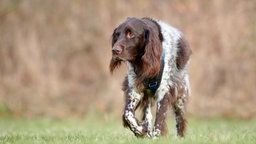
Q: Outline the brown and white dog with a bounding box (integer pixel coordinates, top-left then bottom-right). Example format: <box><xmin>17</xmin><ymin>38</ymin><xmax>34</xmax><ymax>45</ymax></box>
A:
<box><xmin>110</xmin><ymin>17</ymin><xmax>192</xmax><ymax>138</ymax></box>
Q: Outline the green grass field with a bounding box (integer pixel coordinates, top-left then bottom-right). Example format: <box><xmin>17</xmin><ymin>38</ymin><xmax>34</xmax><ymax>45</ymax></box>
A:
<box><xmin>0</xmin><ymin>117</ymin><xmax>255</xmax><ymax>144</ymax></box>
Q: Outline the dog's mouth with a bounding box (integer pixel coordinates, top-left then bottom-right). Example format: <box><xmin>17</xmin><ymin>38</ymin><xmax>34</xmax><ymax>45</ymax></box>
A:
<box><xmin>116</xmin><ymin>57</ymin><xmax>123</xmax><ymax>61</ymax></box>
<box><xmin>112</xmin><ymin>55</ymin><xmax>125</xmax><ymax>61</ymax></box>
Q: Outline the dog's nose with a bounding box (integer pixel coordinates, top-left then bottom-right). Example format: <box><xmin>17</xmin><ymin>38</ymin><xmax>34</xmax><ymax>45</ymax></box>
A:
<box><xmin>112</xmin><ymin>46</ymin><xmax>122</xmax><ymax>55</ymax></box>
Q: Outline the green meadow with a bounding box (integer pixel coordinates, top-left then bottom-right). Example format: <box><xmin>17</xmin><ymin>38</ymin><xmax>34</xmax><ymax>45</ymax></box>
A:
<box><xmin>0</xmin><ymin>117</ymin><xmax>255</xmax><ymax>144</ymax></box>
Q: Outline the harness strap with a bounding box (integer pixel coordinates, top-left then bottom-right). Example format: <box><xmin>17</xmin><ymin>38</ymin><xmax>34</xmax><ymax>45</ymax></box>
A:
<box><xmin>143</xmin><ymin>51</ymin><xmax>165</xmax><ymax>93</ymax></box>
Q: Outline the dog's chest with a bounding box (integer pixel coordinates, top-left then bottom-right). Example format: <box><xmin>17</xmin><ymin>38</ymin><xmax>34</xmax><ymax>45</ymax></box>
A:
<box><xmin>143</xmin><ymin>88</ymin><xmax>157</xmax><ymax>98</ymax></box>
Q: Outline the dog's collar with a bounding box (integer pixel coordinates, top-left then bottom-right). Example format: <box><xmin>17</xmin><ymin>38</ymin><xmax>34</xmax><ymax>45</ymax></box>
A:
<box><xmin>143</xmin><ymin>51</ymin><xmax>165</xmax><ymax>93</ymax></box>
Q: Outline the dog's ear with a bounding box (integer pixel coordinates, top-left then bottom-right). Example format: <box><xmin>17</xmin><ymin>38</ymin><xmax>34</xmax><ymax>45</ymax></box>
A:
<box><xmin>176</xmin><ymin>36</ymin><xmax>192</xmax><ymax>69</ymax></box>
<box><xmin>136</xmin><ymin>28</ymin><xmax>162</xmax><ymax>84</ymax></box>
<box><xmin>142</xmin><ymin>28</ymin><xmax>162</xmax><ymax>76</ymax></box>
<box><xmin>144</xmin><ymin>29</ymin><xmax>149</xmax><ymax>44</ymax></box>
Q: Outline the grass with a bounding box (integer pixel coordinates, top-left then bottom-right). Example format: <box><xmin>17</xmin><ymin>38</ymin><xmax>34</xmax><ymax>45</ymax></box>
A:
<box><xmin>0</xmin><ymin>117</ymin><xmax>255</xmax><ymax>144</ymax></box>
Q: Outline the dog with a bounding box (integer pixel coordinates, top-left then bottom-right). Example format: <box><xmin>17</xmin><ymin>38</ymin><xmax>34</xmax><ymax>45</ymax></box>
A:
<box><xmin>110</xmin><ymin>17</ymin><xmax>192</xmax><ymax>138</ymax></box>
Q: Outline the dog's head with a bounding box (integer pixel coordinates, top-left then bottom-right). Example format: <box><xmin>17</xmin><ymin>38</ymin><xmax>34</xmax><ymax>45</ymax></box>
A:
<box><xmin>110</xmin><ymin>17</ymin><xmax>163</xmax><ymax>80</ymax></box>
<box><xmin>111</xmin><ymin>17</ymin><xmax>147</xmax><ymax>62</ymax></box>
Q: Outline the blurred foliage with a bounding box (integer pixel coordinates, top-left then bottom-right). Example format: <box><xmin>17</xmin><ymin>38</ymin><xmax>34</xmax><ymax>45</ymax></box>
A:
<box><xmin>0</xmin><ymin>103</ymin><xmax>11</xmax><ymax>117</ymax></box>
<box><xmin>0</xmin><ymin>0</ymin><xmax>255</xmax><ymax>119</ymax></box>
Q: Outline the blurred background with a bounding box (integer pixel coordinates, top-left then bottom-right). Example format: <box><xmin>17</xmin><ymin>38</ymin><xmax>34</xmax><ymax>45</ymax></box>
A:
<box><xmin>0</xmin><ymin>0</ymin><xmax>255</xmax><ymax>120</ymax></box>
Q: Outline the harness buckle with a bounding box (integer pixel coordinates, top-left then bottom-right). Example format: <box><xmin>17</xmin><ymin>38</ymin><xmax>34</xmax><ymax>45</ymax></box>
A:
<box><xmin>148</xmin><ymin>82</ymin><xmax>158</xmax><ymax>88</ymax></box>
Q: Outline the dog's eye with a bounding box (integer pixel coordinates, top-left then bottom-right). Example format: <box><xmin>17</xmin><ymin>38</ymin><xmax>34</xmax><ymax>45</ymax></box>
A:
<box><xmin>126</xmin><ymin>31</ymin><xmax>135</xmax><ymax>39</ymax></box>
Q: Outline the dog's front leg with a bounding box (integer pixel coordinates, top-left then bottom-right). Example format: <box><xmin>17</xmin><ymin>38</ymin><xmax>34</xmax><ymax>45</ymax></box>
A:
<box><xmin>152</xmin><ymin>93</ymin><xmax>169</xmax><ymax>137</ymax></box>
<box><xmin>122</xmin><ymin>89</ymin><xmax>145</xmax><ymax>137</ymax></box>
<box><xmin>142</xmin><ymin>103</ymin><xmax>153</xmax><ymax>137</ymax></box>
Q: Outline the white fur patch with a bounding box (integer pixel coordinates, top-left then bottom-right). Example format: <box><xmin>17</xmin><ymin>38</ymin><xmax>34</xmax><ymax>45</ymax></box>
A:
<box><xmin>124</xmin><ymin>110</ymin><xmax>143</xmax><ymax>133</ymax></box>
<box><xmin>156</xmin><ymin>20</ymin><xmax>182</xmax><ymax>101</ymax></box>
<box><xmin>127</xmin><ymin>62</ymin><xmax>136</xmax><ymax>88</ymax></box>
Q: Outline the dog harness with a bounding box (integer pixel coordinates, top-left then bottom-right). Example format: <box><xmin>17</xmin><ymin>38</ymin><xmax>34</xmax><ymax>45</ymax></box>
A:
<box><xmin>143</xmin><ymin>51</ymin><xmax>165</xmax><ymax>93</ymax></box>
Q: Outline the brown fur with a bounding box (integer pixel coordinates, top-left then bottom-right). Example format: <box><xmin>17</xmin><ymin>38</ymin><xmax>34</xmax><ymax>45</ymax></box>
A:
<box><xmin>110</xmin><ymin>17</ymin><xmax>163</xmax><ymax>86</ymax></box>
<box><xmin>176</xmin><ymin>36</ymin><xmax>192</xmax><ymax>69</ymax></box>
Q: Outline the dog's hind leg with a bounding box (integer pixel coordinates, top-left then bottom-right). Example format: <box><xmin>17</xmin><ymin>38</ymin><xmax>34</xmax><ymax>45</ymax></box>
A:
<box><xmin>173</xmin><ymin>96</ymin><xmax>187</xmax><ymax>137</ymax></box>
<box><xmin>173</xmin><ymin>76</ymin><xmax>190</xmax><ymax>137</ymax></box>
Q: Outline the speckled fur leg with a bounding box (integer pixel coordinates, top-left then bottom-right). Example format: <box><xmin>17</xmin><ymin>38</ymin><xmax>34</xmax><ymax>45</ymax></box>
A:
<box><xmin>173</xmin><ymin>97</ymin><xmax>187</xmax><ymax>137</ymax></box>
<box><xmin>142</xmin><ymin>103</ymin><xmax>153</xmax><ymax>137</ymax></box>
<box><xmin>122</xmin><ymin>90</ymin><xmax>146</xmax><ymax>137</ymax></box>
<box><xmin>152</xmin><ymin>94</ymin><xmax>169</xmax><ymax>137</ymax></box>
